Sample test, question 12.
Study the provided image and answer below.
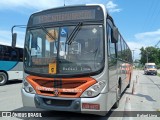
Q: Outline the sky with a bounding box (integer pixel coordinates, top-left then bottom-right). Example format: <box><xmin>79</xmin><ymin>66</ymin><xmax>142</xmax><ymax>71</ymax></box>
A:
<box><xmin>0</xmin><ymin>0</ymin><xmax>160</xmax><ymax>60</ymax></box>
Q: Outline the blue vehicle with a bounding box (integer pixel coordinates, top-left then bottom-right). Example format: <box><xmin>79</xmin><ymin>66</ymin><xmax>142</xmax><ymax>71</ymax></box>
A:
<box><xmin>0</xmin><ymin>44</ymin><xmax>23</xmax><ymax>85</ymax></box>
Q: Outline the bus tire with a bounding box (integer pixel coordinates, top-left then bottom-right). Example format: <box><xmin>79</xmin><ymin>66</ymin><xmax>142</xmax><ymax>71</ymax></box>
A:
<box><xmin>113</xmin><ymin>85</ymin><xmax>121</xmax><ymax>108</ymax></box>
<box><xmin>0</xmin><ymin>72</ymin><xmax>8</xmax><ymax>86</ymax></box>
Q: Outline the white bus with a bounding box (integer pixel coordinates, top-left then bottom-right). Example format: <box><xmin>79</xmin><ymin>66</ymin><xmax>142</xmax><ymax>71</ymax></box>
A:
<box><xmin>0</xmin><ymin>44</ymin><xmax>23</xmax><ymax>85</ymax></box>
<box><xmin>12</xmin><ymin>4</ymin><xmax>133</xmax><ymax>116</ymax></box>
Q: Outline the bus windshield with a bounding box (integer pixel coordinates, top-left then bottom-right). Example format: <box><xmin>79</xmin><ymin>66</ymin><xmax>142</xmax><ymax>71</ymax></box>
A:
<box><xmin>24</xmin><ymin>24</ymin><xmax>104</xmax><ymax>76</ymax></box>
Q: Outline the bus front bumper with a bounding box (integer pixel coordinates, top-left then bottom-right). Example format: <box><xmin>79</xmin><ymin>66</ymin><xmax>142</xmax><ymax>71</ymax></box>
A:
<box><xmin>21</xmin><ymin>89</ymin><xmax>36</xmax><ymax>107</ymax></box>
<box><xmin>21</xmin><ymin>88</ymin><xmax>108</xmax><ymax>116</ymax></box>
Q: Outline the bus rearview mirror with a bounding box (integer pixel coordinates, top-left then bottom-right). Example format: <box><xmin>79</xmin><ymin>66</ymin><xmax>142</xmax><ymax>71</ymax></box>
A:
<box><xmin>12</xmin><ymin>33</ymin><xmax>17</xmax><ymax>48</ymax></box>
<box><xmin>111</xmin><ymin>27</ymin><xmax>118</xmax><ymax>43</ymax></box>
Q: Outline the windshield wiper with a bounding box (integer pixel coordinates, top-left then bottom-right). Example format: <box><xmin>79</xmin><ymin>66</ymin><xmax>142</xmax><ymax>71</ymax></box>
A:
<box><xmin>66</xmin><ymin>22</ymin><xmax>83</xmax><ymax>45</ymax></box>
<box><xmin>40</xmin><ymin>25</ymin><xmax>56</xmax><ymax>41</ymax></box>
<box><xmin>40</xmin><ymin>25</ymin><xmax>58</xmax><ymax>50</ymax></box>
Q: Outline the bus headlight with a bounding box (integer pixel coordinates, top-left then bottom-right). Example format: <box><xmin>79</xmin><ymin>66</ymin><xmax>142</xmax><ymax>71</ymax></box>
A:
<box><xmin>80</xmin><ymin>80</ymin><xmax>106</xmax><ymax>97</ymax></box>
<box><xmin>23</xmin><ymin>79</ymin><xmax>36</xmax><ymax>94</ymax></box>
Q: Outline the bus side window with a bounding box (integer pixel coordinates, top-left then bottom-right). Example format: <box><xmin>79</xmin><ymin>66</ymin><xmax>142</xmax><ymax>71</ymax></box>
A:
<box><xmin>107</xmin><ymin>25</ymin><xmax>116</xmax><ymax>67</ymax></box>
<box><xmin>19</xmin><ymin>48</ymin><xmax>23</xmax><ymax>62</ymax></box>
<box><xmin>108</xmin><ymin>26</ymin><xmax>116</xmax><ymax>58</ymax></box>
<box><xmin>3</xmin><ymin>46</ymin><xmax>10</xmax><ymax>61</ymax></box>
<box><xmin>11</xmin><ymin>49</ymin><xmax>17</xmax><ymax>61</ymax></box>
<box><xmin>0</xmin><ymin>45</ymin><xmax>5</xmax><ymax>60</ymax></box>
<box><xmin>117</xmin><ymin>35</ymin><xmax>122</xmax><ymax>59</ymax></box>
<box><xmin>121</xmin><ymin>38</ymin><xmax>125</xmax><ymax>61</ymax></box>
<box><xmin>0</xmin><ymin>46</ymin><xmax>2</xmax><ymax>60</ymax></box>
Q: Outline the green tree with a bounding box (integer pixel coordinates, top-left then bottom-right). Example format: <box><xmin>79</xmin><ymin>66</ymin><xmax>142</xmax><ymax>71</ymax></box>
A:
<box><xmin>139</xmin><ymin>47</ymin><xmax>146</xmax><ymax>64</ymax></box>
<box><xmin>140</xmin><ymin>46</ymin><xmax>160</xmax><ymax>66</ymax></box>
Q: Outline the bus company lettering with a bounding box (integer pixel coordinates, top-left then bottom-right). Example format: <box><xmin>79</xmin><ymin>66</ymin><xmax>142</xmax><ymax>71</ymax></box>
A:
<box><xmin>36</xmin><ymin>86</ymin><xmax>53</xmax><ymax>91</ymax></box>
<box><xmin>36</xmin><ymin>87</ymin><xmax>82</xmax><ymax>93</ymax></box>
<box><xmin>62</xmin><ymin>88</ymin><xmax>82</xmax><ymax>93</ymax></box>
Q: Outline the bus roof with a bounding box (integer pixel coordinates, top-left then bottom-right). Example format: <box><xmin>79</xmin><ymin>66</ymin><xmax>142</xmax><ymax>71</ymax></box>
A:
<box><xmin>28</xmin><ymin>4</ymin><xmax>109</xmax><ymax>27</ymax></box>
<box><xmin>32</xmin><ymin>4</ymin><xmax>107</xmax><ymax>15</ymax></box>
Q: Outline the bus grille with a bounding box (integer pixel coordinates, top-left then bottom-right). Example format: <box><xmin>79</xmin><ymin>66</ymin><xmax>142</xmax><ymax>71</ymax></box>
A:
<box><xmin>33</xmin><ymin>79</ymin><xmax>87</xmax><ymax>88</ymax></box>
<box><xmin>26</xmin><ymin>76</ymin><xmax>96</xmax><ymax>98</ymax></box>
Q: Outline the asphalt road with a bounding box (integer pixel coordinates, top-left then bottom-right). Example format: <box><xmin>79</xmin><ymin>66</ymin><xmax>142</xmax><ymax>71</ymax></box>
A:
<box><xmin>0</xmin><ymin>70</ymin><xmax>160</xmax><ymax>120</ymax></box>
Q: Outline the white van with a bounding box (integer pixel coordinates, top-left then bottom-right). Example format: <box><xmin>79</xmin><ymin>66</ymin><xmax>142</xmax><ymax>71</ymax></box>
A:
<box><xmin>144</xmin><ymin>63</ymin><xmax>157</xmax><ymax>75</ymax></box>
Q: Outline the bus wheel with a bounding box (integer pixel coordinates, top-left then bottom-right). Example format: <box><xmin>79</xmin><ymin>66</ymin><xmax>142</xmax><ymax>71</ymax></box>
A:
<box><xmin>113</xmin><ymin>85</ymin><xmax>121</xmax><ymax>108</ymax></box>
<box><xmin>0</xmin><ymin>72</ymin><xmax>8</xmax><ymax>86</ymax></box>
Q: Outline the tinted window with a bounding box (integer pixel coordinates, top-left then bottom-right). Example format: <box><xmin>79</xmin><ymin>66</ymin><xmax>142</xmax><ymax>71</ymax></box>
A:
<box><xmin>107</xmin><ymin>24</ymin><xmax>117</xmax><ymax>67</ymax></box>
<box><xmin>107</xmin><ymin>26</ymin><xmax>116</xmax><ymax>58</ymax></box>
<box><xmin>18</xmin><ymin>48</ymin><xmax>23</xmax><ymax>62</ymax></box>
<box><xmin>10</xmin><ymin>49</ymin><xmax>18</xmax><ymax>61</ymax></box>
<box><xmin>0</xmin><ymin>45</ymin><xmax>23</xmax><ymax>61</ymax></box>
<box><xmin>121</xmin><ymin>38</ymin><xmax>126</xmax><ymax>61</ymax></box>
<box><xmin>0</xmin><ymin>45</ymin><xmax>4</xmax><ymax>60</ymax></box>
<box><xmin>117</xmin><ymin>35</ymin><xmax>122</xmax><ymax>59</ymax></box>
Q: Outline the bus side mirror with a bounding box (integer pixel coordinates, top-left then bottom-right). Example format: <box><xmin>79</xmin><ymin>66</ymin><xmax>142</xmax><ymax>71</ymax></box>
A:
<box><xmin>11</xmin><ymin>25</ymin><xmax>26</xmax><ymax>48</ymax></box>
<box><xmin>12</xmin><ymin>33</ymin><xmax>17</xmax><ymax>48</ymax></box>
<box><xmin>111</xmin><ymin>27</ymin><xmax>118</xmax><ymax>43</ymax></box>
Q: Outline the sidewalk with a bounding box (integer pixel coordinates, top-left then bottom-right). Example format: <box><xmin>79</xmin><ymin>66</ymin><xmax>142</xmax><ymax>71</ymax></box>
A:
<box><xmin>116</xmin><ymin>70</ymin><xmax>160</xmax><ymax>120</ymax></box>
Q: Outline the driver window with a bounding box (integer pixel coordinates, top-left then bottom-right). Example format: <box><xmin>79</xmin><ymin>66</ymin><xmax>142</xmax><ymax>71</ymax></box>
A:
<box><xmin>37</xmin><ymin>37</ymin><xmax>42</xmax><ymax>57</ymax></box>
<box><xmin>107</xmin><ymin>24</ymin><xmax>116</xmax><ymax>67</ymax></box>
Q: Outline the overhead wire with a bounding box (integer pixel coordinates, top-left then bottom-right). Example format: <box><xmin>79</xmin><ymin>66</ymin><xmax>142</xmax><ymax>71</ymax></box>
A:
<box><xmin>140</xmin><ymin>0</ymin><xmax>160</xmax><ymax>46</ymax></box>
<box><xmin>149</xmin><ymin>2</ymin><xmax>160</xmax><ymax>30</ymax></box>
<box><xmin>147</xmin><ymin>0</ymin><xmax>160</xmax><ymax>30</ymax></box>
<box><xmin>141</xmin><ymin>0</ymin><xmax>159</xmax><ymax>32</ymax></box>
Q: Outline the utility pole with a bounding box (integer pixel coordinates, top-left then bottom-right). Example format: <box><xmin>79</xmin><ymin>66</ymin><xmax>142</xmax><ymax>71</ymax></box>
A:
<box><xmin>146</xmin><ymin>49</ymin><xmax>152</xmax><ymax>63</ymax></box>
<box><xmin>146</xmin><ymin>53</ymin><xmax>148</xmax><ymax>63</ymax></box>
<box><xmin>132</xmin><ymin>50</ymin><xmax>135</xmax><ymax>63</ymax></box>
<box><xmin>64</xmin><ymin>0</ymin><xmax>65</xmax><ymax>6</ymax></box>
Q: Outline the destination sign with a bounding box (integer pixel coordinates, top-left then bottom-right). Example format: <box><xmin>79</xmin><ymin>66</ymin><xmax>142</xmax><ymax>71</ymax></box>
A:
<box><xmin>32</xmin><ymin>10</ymin><xmax>96</xmax><ymax>25</ymax></box>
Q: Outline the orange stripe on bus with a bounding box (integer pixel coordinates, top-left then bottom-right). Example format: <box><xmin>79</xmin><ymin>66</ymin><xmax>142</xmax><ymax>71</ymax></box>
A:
<box><xmin>26</xmin><ymin>76</ymin><xmax>97</xmax><ymax>98</ymax></box>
